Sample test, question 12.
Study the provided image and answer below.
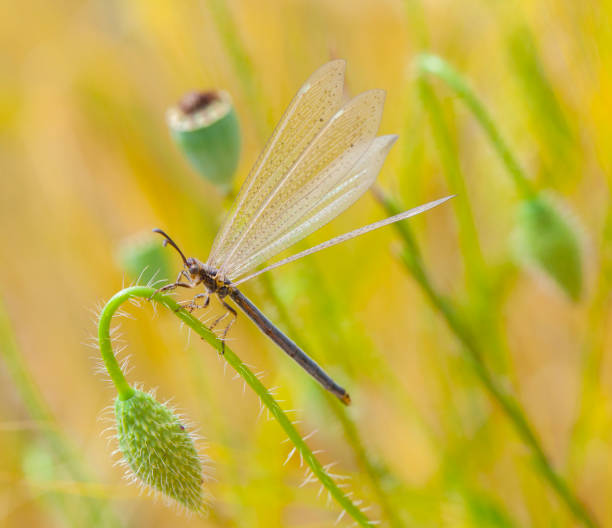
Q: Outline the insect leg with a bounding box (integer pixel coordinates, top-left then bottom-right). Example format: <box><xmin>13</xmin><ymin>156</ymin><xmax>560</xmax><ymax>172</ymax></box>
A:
<box><xmin>208</xmin><ymin>300</ymin><xmax>237</xmax><ymax>354</ymax></box>
<box><xmin>160</xmin><ymin>270</ymin><xmax>193</xmax><ymax>292</ymax></box>
<box><xmin>208</xmin><ymin>311</ymin><xmax>228</xmax><ymax>332</ymax></box>
<box><xmin>149</xmin><ymin>270</ymin><xmax>194</xmax><ymax>300</ymax></box>
<box><xmin>185</xmin><ymin>292</ymin><xmax>211</xmax><ymax>313</ymax></box>
<box><xmin>219</xmin><ymin>301</ymin><xmax>237</xmax><ymax>354</ymax></box>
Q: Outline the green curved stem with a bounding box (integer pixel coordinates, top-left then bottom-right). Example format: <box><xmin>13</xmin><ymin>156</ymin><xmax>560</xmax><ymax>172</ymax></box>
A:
<box><xmin>98</xmin><ymin>293</ymin><xmax>135</xmax><ymax>401</ymax></box>
<box><xmin>374</xmin><ymin>188</ymin><xmax>599</xmax><ymax>528</ymax></box>
<box><xmin>416</xmin><ymin>53</ymin><xmax>534</xmax><ymax>198</ymax></box>
<box><xmin>98</xmin><ymin>285</ymin><xmax>374</xmax><ymax>527</ymax></box>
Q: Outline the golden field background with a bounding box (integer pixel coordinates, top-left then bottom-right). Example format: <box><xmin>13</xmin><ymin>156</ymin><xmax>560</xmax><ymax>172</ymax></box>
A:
<box><xmin>0</xmin><ymin>0</ymin><xmax>611</xmax><ymax>526</ymax></box>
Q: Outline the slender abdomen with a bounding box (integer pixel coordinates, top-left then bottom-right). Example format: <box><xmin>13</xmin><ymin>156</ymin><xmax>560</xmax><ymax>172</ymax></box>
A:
<box><xmin>229</xmin><ymin>287</ymin><xmax>351</xmax><ymax>405</ymax></box>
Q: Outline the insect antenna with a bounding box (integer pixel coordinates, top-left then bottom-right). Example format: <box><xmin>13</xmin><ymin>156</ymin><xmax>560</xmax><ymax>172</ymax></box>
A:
<box><xmin>153</xmin><ymin>228</ymin><xmax>188</xmax><ymax>266</ymax></box>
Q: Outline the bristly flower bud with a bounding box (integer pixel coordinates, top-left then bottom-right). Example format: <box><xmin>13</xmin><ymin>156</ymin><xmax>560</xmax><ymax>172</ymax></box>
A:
<box><xmin>114</xmin><ymin>389</ymin><xmax>207</xmax><ymax>513</ymax></box>
<box><xmin>167</xmin><ymin>89</ymin><xmax>241</xmax><ymax>194</ymax></box>
<box><xmin>116</xmin><ymin>232</ymin><xmax>172</xmax><ymax>285</ymax></box>
<box><xmin>512</xmin><ymin>192</ymin><xmax>584</xmax><ymax>301</ymax></box>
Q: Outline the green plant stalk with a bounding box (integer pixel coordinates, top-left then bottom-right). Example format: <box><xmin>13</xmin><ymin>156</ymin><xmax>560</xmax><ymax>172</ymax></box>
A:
<box><xmin>205</xmin><ymin>0</ymin><xmax>270</xmax><ymax>137</ymax></box>
<box><xmin>403</xmin><ymin>0</ymin><xmax>430</xmax><ymax>49</ymax></box>
<box><xmin>184</xmin><ymin>347</ymin><xmax>248</xmax><ymax>526</ymax></box>
<box><xmin>98</xmin><ymin>285</ymin><xmax>374</xmax><ymax>527</ymax></box>
<box><xmin>568</xmin><ymin>207</ymin><xmax>612</xmax><ymax>472</ymax></box>
<box><xmin>98</xmin><ymin>295</ymin><xmax>135</xmax><ymax>401</ymax></box>
<box><xmin>0</xmin><ymin>299</ymin><xmax>123</xmax><ymax>528</ymax></box>
<box><xmin>257</xmin><ymin>268</ymin><xmax>409</xmax><ymax>527</ymax></box>
<box><xmin>260</xmin><ymin>267</ymin><xmax>420</xmax><ymax>528</ymax></box>
<box><xmin>505</xmin><ymin>24</ymin><xmax>574</xmax><ymax>168</ymax></box>
<box><xmin>375</xmin><ymin>189</ymin><xmax>599</xmax><ymax>528</ymax></box>
<box><xmin>417</xmin><ymin>76</ymin><xmax>487</xmax><ymax>294</ymax></box>
<box><xmin>323</xmin><ymin>392</ymin><xmax>405</xmax><ymax>528</ymax></box>
<box><xmin>416</xmin><ymin>74</ymin><xmax>517</xmax><ymax>377</ymax></box>
<box><xmin>416</xmin><ymin>53</ymin><xmax>534</xmax><ymax>197</ymax></box>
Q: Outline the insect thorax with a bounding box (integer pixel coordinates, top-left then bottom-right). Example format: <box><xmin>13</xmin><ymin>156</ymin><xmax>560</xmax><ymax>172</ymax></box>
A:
<box><xmin>198</xmin><ymin>264</ymin><xmax>231</xmax><ymax>296</ymax></box>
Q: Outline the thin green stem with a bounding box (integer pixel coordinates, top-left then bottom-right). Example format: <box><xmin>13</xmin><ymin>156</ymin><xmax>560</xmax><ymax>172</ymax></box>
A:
<box><xmin>417</xmin><ymin>75</ymin><xmax>487</xmax><ymax>293</ymax></box>
<box><xmin>323</xmin><ymin>392</ymin><xmax>405</xmax><ymax>528</ymax></box>
<box><xmin>374</xmin><ymin>189</ymin><xmax>599</xmax><ymax>528</ymax></box>
<box><xmin>416</xmin><ymin>53</ymin><xmax>534</xmax><ymax>197</ymax></box>
<box><xmin>403</xmin><ymin>0</ymin><xmax>430</xmax><ymax>49</ymax></box>
<box><xmin>98</xmin><ymin>294</ymin><xmax>135</xmax><ymax>401</ymax></box>
<box><xmin>257</xmin><ymin>263</ymin><xmax>407</xmax><ymax>527</ymax></box>
<box><xmin>204</xmin><ymin>0</ymin><xmax>270</xmax><ymax>137</ymax></box>
<box><xmin>416</xmin><ymin>72</ymin><xmax>517</xmax><ymax>377</ymax></box>
<box><xmin>568</xmin><ymin>206</ymin><xmax>612</xmax><ymax>475</ymax></box>
<box><xmin>98</xmin><ymin>285</ymin><xmax>374</xmax><ymax>527</ymax></box>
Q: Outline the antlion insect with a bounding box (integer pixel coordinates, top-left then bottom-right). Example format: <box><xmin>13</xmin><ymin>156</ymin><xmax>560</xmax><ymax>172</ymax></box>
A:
<box><xmin>155</xmin><ymin>60</ymin><xmax>453</xmax><ymax>405</ymax></box>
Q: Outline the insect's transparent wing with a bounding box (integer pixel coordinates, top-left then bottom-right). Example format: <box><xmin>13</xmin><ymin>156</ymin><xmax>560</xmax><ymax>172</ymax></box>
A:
<box><xmin>232</xmin><ymin>195</ymin><xmax>454</xmax><ymax>286</ymax></box>
<box><xmin>218</xmin><ymin>89</ymin><xmax>386</xmax><ymax>275</ymax></box>
<box><xmin>227</xmin><ymin>135</ymin><xmax>398</xmax><ymax>280</ymax></box>
<box><xmin>207</xmin><ymin>60</ymin><xmax>346</xmax><ymax>270</ymax></box>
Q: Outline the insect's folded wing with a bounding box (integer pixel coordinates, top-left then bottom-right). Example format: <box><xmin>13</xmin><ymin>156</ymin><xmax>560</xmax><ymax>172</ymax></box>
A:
<box><xmin>227</xmin><ymin>135</ymin><xmax>398</xmax><ymax>280</ymax></box>
<box><xmin>207</xmin><ymin>60</ymin><xmax>346</xmax><ymax>270</ymax></box>
<box><xmin>233</xmin><ymin>194</ymin><xmax>454</xmax><ymax>286</ymax></box>
<box><xmin>220</xmin><ymin>89</ymin><xmax>387</xmax><ymax>276</ymax></box>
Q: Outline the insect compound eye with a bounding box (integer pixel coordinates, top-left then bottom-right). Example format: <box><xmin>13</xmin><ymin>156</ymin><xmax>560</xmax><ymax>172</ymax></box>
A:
<box><xmin>189</xmin><ymin>265</ymin><xmax>199</xmax><ymax>276</ymax></box>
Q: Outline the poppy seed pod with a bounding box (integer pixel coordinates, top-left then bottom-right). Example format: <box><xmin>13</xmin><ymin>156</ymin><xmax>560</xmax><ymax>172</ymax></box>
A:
<box><xmin>513</xmin><ymin>192</ymin><xmax>584</xmax><ymax>302</ymax></box>
<box><xmin>115</xmin><ymin>389</ymin><xmax>207</xmax><ymax>513</ymax></box>
<box><xmin>167</xmin><ymin>90</ymin><xmax>241</xmax><ymax>193</ymax></box>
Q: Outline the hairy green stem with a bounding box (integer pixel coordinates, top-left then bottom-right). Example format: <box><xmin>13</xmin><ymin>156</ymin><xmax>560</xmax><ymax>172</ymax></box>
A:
<box><xmin>98</xmin><ymin>285</ymin><xmax>374</xmax><ymax>527</ymax></box>
<box><xmin>258</xmin><ymin>271</ymin><xmax>408</xmax><ymax>528</ymax></box>
<box><xmin>0</xmin><ymin>298</ymin><xmax>123</xmax><ymax>527</ymax></box>
<box><xmin>375</xmin><ymin>189</ymin><xmax>599</xmax><ymax>528</ymax></box>
<box><xmin>98</xmin><ymin>295</ymin><xmax>135</xmax><ymax>401</ymax></box>
<box><xmin>416</xmin><ymin>53</ymin><xmax>534</xmax><ymax>197</ymax></box>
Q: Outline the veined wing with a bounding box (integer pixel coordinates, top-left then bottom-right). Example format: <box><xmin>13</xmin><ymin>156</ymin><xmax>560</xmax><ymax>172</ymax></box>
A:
<box><xmin>207</xmin><ymin>60</ymin><xmax>346</xmax><ymax>270</ymax></box>
<box><xmin>217</xmin><ymin>89</ymin><xmax>386</xmax><ymax>275</ymax></box>
<box><xmin>232</xmin><ymin>195</ymin><xmax>454</xmax><ymax>286</ymax></box>
<box><xmin>227</xmin><ymin>135</ymin><xmax>398</xmax><ymax>280</ymax></box>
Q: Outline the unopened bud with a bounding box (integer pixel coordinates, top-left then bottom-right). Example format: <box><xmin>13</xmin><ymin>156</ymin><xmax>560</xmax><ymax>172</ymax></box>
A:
<box><xmin>513</xmin><ymin>192</ymin><xmax>584</xmax><ymax>301</ymax></box>
<box><xmin>115</xmin><ymin>389</ymin><xmax>207</xmax><ymax>513</ymax></box>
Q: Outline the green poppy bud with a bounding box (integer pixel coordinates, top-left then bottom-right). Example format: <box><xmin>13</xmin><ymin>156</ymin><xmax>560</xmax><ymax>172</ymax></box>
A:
<box><xmin>115</xmin><ymin>389</ymin><xmax>207</xmax><ymax>513</ymax></box>
<box><xmin>168</xmin><ymin>90</ymin><xmax>241</xmax><ymax>194</ymax></box>
<box><xmin>513</xmin><ymin>192</ymin><xmax>584</xmax><ymax>301</ymax></box>
<box><xmin>115</xmin><ymin>232</ymin><xmax>172</xmax><ymax>285</ymax></box>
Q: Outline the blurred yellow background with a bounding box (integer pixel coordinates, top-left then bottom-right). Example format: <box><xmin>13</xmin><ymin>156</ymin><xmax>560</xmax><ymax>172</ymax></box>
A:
<box><xmin>0</xmin><ymin>0</ymin><xmax>610</xmax><ymax>527</ymax></box>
